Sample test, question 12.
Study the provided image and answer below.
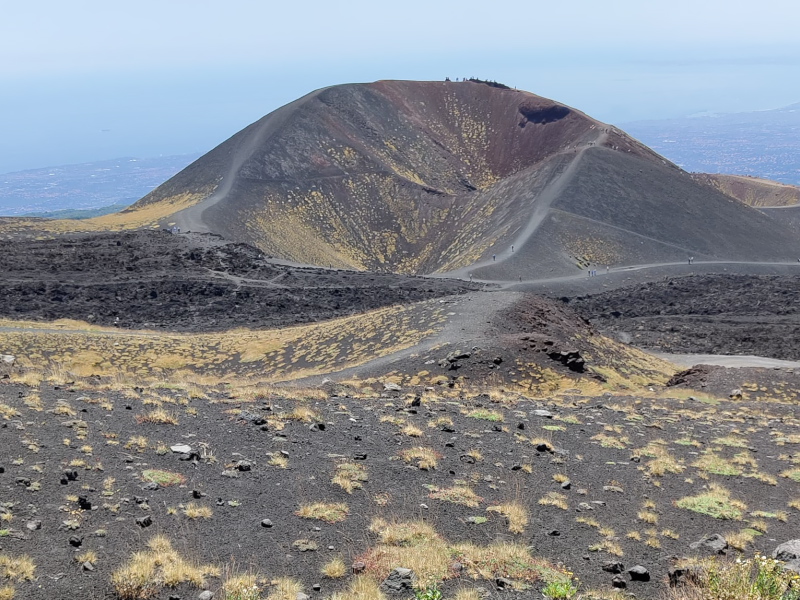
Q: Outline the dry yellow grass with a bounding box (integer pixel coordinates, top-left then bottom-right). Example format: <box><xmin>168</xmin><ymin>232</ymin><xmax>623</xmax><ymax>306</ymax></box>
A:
<box><xmin>399</xmin><ymin>447</ymin><xmax>441</xmax><ymax>470</ymax></box>
<box><xmin>321</xmin><ymin>556</ymin><xmax>348</xmax><ymax>579</ymax></box>
<box><xmin>267</xmin><ymin>453</ymin><xmax>288</xmax><ymax>469</ymax></box>
<box><xmin>363</xmin><ymin>518</ymin><xmax>570</xmax><ymax>589</ymax></box>
<box><xmin>332</xmin><ymin>462</ymin><xmax>368</xmax><ymax>493</ymax></box>
<box><xmin>267</xmin><ymin>577</ymin><xmax>304</xmax><ymax>600</ymax></box>
<box><xmin>487</xmin><ymin>502</ymin><xmax>529</xmax><ymax>534</ymax></box>
<box><xmin>110</xmin><ymin>535</ymin><xmax>218</xmax><ymax>600</ymax></box>
<box><xmin>329</xmin><ymin>576</ymin><xmax>386</xmax><ymax>600</ymax></box>
<box><xmin>182</xmin><ymin>503</ymin><xmax>213</xmax><ymax>519</ymax></box>
<box><xmin>221</xmin><ymin>573</ymin><xmax>261</xmax><ymax>599</ymax></box>
<box><xmin>429</xmin><ymin>486</ymin><xmax>482</xmax><ymax>508</ymax></box>
<box><xmin>0</xmin><ymin>554</ymin><xmax>35</xmax><ymax>581</ymax></box>
<box><xmin>0</xmin><ymin>301</ymin><xmax>447</xmax><ymax>383</ymax></box>
<box><xmin>75</xmin><ymin>550</ymin><xmax>98</xmax><ymax>564</ymax></box>
<box><xmin>538</xmin><ymin>492</ymin><xmax>568</xmax><ymax>510</ymax></box>
<box><xmin>295</xmin><ymin>502</ymin><xmax>349</xmax><ymax>524</ymax></box>
<box><xmin>637</xmin><ymin>510</ymin><xmax>659</xmax><ymax>524</ymax></box>
<box><xmin>136</xmin><ymin>407</ymin><xmax>179</xmax><ymax>425</ymax></box>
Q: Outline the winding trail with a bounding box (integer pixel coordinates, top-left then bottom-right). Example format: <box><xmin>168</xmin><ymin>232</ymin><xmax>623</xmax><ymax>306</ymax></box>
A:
<box><xmin>168</xmin><ymin>87</ymin><xmax>331</xmax><ymax>233</ymax></box>
<box><xmin>445</xmin><ymin>128</ymin><xmax>609</xmax><ymax>279</ymax></box>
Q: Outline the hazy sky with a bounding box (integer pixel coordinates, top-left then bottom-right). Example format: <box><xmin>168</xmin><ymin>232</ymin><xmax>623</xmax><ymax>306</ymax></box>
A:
<box><xmin>2</xmin><ymin>0</ymin><xmax>799</xmax><ymax>173</ymax></box>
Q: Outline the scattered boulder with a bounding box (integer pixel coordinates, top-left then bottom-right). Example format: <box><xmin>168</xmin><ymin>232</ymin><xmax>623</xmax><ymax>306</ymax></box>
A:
<box><xmin>784</xmin><ymin>559</ymin><xmax>800</xmax><ymax>574</ymax></box>
<box><xmin>495</xmin><ymin>577</ymin><xmax>513</xmax><ymax>589</ymax></box>
<box><xmin>351</xmin><ymin>561</ymin><xmax>366</xmax><ymax>574</ymax></box>
<box><xmin>602</xmin><ymin>562</ymin><xmax>625</xmax><ymax>574</ymax></box>
<box><xmin>690</xmin><ymin>534</ymin><xmax>728</xmax><ymax>554</ymax></box>
<box><xmin>628</xmin><ymin>565</ymin><xmax>650</xmax><ymax>582</ymax></box>
<box><xmin>26</xmin><ymin>520</ymin><xmax>41</xmax><ymax>531</ymax></box>
<box><xmin>773</xmin><ymin>540</ymin><xmax>800</xmax><ymax>561</ymax></box>
<box><xmin>198</xmin><ymin>591</ymin><xmax>214</xmax><ymax>600</ymax></box>
<box><xmin>383</xmin><ymin>382</ymin><xmax>402</xmax><ymax>392</ymax></box>
<box><xmin>170</xmin><ymin>444</ymin><xmax>192</xmax><ymax>454</ymax></box>
<box><xmin>547</xmin><ymin>349</ymin><xmax>586</xmax><ymax>372</ymax></box>
<box><xmin>531</xmin><ymin>409</ymin><xmax>553</xmax><ymax>418</ymax></box>
<box><xmin>261</xmin><ymin>519</ymin><xmax>273</xmax><ymax>528</ymax></box>
<box><xmin>611</xmin><ymin>575</ymin><xmax>626</xmax><ymax>588</ymax></box>
<box><xmin>238</xmin><ymin>410</ymin><xmax>266</xmax><ymax>425</ymax></box>
<box><xmin>380</xmin><ymin>567</ymin><xmax>416</xmax><ymax>594</ymax></box>
<box><xmin>136</xmin><ymin>516</ymin><xmax>153</xmax><ymax>528</ymax></box>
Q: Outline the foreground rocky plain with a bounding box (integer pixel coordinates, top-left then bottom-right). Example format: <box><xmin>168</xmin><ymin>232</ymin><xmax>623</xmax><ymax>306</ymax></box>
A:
<box><xmin>0</xmin><ymin>231</ymin><xmax>799</xmax><ymax>600</ymax></box>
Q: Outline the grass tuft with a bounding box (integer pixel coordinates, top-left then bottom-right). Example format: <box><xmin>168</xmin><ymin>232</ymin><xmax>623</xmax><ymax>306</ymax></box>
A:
<box><xmin>675</xmin><ymin>483</ymin><xmax>747</xmax><ymax>520</ymax></box>
<box><xmin>296</xmin><ymin>502</ymin><xmax>349</xmax><ymax>524</ymax></box>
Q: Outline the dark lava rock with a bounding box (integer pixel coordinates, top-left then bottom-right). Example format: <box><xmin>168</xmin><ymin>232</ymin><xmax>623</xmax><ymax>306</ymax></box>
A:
<box><xmin>136</xmin><ymin>516</ymin><xmax>153</xmax><ymax>528</ymax></box>
<box><xmin>351</xmin><ymin>561</ymin><xmax>366</xmax><ymax>574</ymax></box>
<box><xmin>78</xmin><ymin>496</ymin><xmax>92</xmax><ymax>510</ymax></box>
<box><xmin>602</xmin><ymin>562</ymin><xmax>625</xmax><ymax>574</ymax></box>
<box><xmin>380</xmin><ymin>568</ymin><xmax>416</xmax><ymax>594</ymax></box>
<box><xmin>495</xmin><ymin>577</ymin><xmax>513</xmax><ymax>589</ymax></box>
<box><xmin>628</xmin><ymin>565</ymin><xmax>650</xmax><ymax>581</ymax></box>
<box><xmin>261</xmin><ymin>519</ymin><xmax>273</xmax><ymax>528</ymax></box>
<box><xmin>611</xmin><ymin>575</ymin><xmax>627</xmax><ymax>588</ymax></box>
<box><xmin>68</xmin><ymin>536</ymin><xmax>83</xmax><ymax>547</ymax></box>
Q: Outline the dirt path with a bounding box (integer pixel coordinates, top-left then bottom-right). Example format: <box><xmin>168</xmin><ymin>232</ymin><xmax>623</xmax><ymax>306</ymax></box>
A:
<box><xmin>445</xmin><ymin>129</ymin><xmax>609</xmax><ymax>279</ymax></box>
<box><xmin>653</xmin><ymin>352</ymin><xmax>800</xmax><ymax>369</ymax></box>
<box><xmin>168</xmin><ymin>87</ymin><xmax>331</xmax><ymax>233</ymax></box>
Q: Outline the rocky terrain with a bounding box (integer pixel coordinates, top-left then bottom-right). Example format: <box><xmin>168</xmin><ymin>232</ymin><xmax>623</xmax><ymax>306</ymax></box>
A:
<box><xmin>566</xmin><ymin>274</ymin><xmax>800</xmax><ymax>360</ymax></box>
<box><xmin>0</xmin><ymin>231</ymin><xmax>478</xmax><ymax>331</ymax></box>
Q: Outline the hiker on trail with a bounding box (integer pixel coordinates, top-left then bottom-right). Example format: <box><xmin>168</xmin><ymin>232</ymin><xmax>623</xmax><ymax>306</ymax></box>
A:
<box><xmin>492</xmin><ymin>254</ymin><xmax>496</xmax><ymax>261</ymax></box>
<box><xmin>511</xmin><ymin>245</ymin><xmax>514</xmax><ymax>253</ymax></box>
<box><xmin>606</xmin><ymin>266</ymin><xmax>609</xmax><ymax>274</ymax></box>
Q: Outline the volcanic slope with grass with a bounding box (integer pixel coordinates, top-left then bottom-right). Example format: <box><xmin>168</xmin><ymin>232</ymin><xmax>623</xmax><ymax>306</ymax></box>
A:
<box><xmin>691</xmin><ymin>173</ymin><xmax>800</xmax><ymax>207</ymax></box>
<box><xmin>5</xmin><ymin>80</ymin><xmax>799</xmax><ymax>278</ymax></box>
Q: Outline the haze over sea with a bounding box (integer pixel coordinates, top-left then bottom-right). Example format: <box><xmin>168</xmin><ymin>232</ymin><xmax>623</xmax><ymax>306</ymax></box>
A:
<box><xmin>1</xmin><ymin>0</ymin><xmax>798</xmax><ymax>175</ymax></box>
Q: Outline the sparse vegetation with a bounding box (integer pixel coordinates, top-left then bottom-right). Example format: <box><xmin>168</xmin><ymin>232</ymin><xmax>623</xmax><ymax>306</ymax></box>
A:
<box><xmin>332</xmin><ymin>462</ymin><xmax>368</xmax><ymax>493</ymax></box>
<box><xmin>487</xmin><ymin>502</ymin><xmax>529</xmax><ymax>533</ymax></box>
<box><xmin>296</xmin><ymin>502</ymin><xmax>349</xmax><ymax>523</ymax></box>
<box><xmin>676</xmin><ymin>484</ymin><xmax>747</xmax><ymax>520</ymax></box>
<box><xmin>399</xmin><ymin>447</ymin><xmax>442</xmax><ymax>470</ymax></box>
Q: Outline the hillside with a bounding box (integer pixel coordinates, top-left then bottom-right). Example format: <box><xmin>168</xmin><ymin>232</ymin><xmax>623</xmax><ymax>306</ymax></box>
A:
<box><xmin>691</xmin><ymin>173</ymin><xmax>800</xmax><ymax>207</ymax></box>
<box><xmin>3</xmin><ymin>81</ymin><xmax>800</xmax><ymax>277</ymax></box>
